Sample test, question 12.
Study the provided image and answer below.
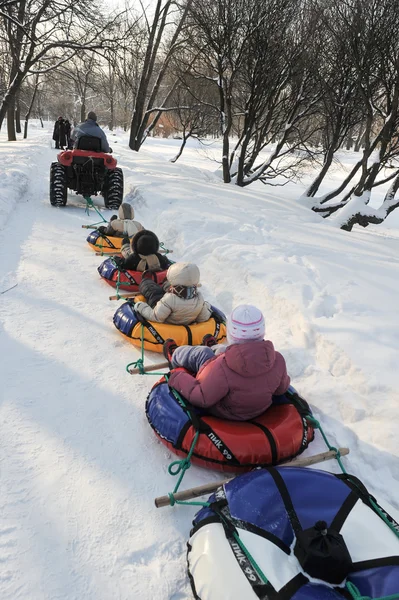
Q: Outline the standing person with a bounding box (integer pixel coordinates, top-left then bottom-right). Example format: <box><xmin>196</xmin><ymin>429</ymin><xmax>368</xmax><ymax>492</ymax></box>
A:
<box><xmin>64</xmin><ymin>119</ymin><xmax>72</xmax><ymax>148</ymax></box>
<box><xmin>71</xmin><ymin>111</ymin><xmax>110</xmax><ymax>153</ymax></box>
<box><xmin>52</xmin><ymin>117</ymin><xmax>66</xmax><ymax>149</ymax></box>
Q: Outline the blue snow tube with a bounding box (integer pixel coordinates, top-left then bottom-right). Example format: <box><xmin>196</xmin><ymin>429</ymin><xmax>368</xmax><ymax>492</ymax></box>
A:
<box><xmin>188</xmin><ymin>467</ymin><xmax>399</xmax><ymax>599</ymax></box>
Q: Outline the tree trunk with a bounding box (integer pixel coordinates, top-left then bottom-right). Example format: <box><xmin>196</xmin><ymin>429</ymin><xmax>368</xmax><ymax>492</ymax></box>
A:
<box><xmin>0</xmin><ymin>69</ymin><xmax>25</xmax><ymax>130</ymax></box>
<box><xmin>170</xmin><ymin>130</ymin><xmax>190</xmax><ymax>162</ymax></box>
<box><xmin>129</xmin><ymin>0</ymin><xmax>190</xmax><ymax>151</ymax></box>
<box><xmin>80</xmin><ymin>101</ymin><xmax>86</xmax><ymax>123</ymax></box>
<box><xmin>129</xmin><ymin>0</ymin><xmax>164</xmax><ymax>151</ymax></box>
<box><xmin>345</xmin><ymin>127</ymin><xmax>354</xmax><ymax>150</ymax></box>
<box><xmin>7</xmin><ymin>99</ymin><xmax>16</xmax><ymax>141</ymax></box>
<box><xmin>354</xmin><ymin>126</ymin><xmax>365</xmax><ymax>152</ymax></box>
<box><xmin>109</xmin><ymin>95</ymin><xmax>114</xmax><ymax>131</ymax></box>
<box><xmin>15</xmin><ymin>95</ymin><xmax>21</xmax><ymax>134</ymax></box>
<box><xmin>305</xmin><ymin>146</ymin><xmax>336</xmax><ymax>197</ymax></box>
<box><xmin>24</xmin><ymin>76</ymin><xmax>39</xmax><ymax>139</ymax></box>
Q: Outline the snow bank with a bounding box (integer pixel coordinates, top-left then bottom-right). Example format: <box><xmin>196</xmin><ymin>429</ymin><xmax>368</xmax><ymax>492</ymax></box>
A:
<box><xmin>0</xmin><ymin>123</ymin><xmax>50</xmax><ymax>231</ymax></box>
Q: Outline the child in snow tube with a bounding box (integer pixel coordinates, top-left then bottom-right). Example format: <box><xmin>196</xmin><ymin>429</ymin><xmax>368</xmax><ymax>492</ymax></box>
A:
<box><xmin>133</xmin><ymin>263</ymin><xmax>212</xmax><ymax>326</ymax></box>
<box><xmin>112</xmin><ymin>230</ymin><xmax>172</xmax><ymax>272</ymax></box>
<box><xmin>97</xmin><ymin>203</ymin><xmax>144</xmax><ymax>238</ymax></box>
<box><xmin>164</xmin><ymin>304</ymin><xmax>290</xmax><ymax>421</ymax></box>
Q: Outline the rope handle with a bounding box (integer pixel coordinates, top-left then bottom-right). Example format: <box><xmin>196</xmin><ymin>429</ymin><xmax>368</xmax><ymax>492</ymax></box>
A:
<box><xmin>84</xmin><ymin>196</ymin><xmax>107</xmax><ymax>222</ymax></box>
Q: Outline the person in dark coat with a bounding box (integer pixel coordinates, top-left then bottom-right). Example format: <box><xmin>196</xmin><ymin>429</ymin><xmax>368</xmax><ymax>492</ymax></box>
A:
<box><xmin>113</xmin><ymin>230</ymin><xmax>171</xmax><ymax>272</ymax></box>
<box><xmin>64</xmin><ymin>119</ymin><xmax>72</xmax><ymax>148</ymax></box>
<box><xmin>52</xmin><ymin>117</ymin><xmax>67</xmax><ymax>149</ymax></box>
<box><xmin>71</xmin><ymin>111</ymin><xmax>110</xmax><ymax>152</ymax></box>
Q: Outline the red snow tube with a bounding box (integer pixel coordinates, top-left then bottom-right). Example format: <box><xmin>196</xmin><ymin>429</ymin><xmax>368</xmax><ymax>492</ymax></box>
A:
<box><xmin>146</xmin><ymin>376</ymin><xmax>315</xmax><ymax>473</ymax></box>
<box><xmin>98</xmin><ymin>257</ymin><xmax>168</xmax><ymax>293</ymax></box>
<box><xmin>105</xmin><ymin>269</ymin><xmax>168</xmax><ymax>292</ymax></box>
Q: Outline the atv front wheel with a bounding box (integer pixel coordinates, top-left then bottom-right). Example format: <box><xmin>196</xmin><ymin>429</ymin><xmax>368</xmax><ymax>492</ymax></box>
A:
<box><xmin>103</xmin><ymin>167</ymin><xmax>123</xmax><ymax>209</ymax></box>
<box><xmin>50</xmin><ymin>162</ymin><xmax>68</xmax><ymax>206</ymax></box>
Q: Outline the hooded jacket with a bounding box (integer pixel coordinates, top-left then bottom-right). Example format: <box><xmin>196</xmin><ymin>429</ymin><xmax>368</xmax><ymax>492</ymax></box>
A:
<box><xmin>115</xmin><ymin>230</ymin><xmax>171</xmax><ymax>272</ymax></box>
<box><xmin>134</xmin><ymin>263</ymin><xmax>212</xmax><ymax>325</ymax></box>
<box><xmin>168</xmin><ymin>340</ymin><xmax>290</xmax><ymax>420</ymax></box>
<box><xmin>71</xmin><ymin>118</ymin><xmax>110</xmax><ymax>152</ymax></box>
<box><xmin>100</xmin><ymin>204</ymin><xmax>144</xmax><ymax>238</ymax></box>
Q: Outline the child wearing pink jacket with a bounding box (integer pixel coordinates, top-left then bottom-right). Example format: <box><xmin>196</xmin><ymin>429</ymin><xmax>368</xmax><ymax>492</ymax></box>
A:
<box><xmin>164</xmin><ymin>304</ymin><xmax>290</xmax><ymax>421</ymax></box>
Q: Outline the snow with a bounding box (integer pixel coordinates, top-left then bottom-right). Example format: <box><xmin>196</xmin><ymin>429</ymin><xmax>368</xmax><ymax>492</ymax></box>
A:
<box><xmin>1</xmin><ymin>123</ymin><xmax>399</xmax><ymax>599</ymax></box>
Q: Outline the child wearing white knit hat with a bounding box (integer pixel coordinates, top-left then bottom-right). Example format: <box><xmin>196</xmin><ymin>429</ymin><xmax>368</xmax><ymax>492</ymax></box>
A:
<box><xmin>165</xmin><ymin>303</ymin><xmax>290</xmax><ymax>421</ymax></box>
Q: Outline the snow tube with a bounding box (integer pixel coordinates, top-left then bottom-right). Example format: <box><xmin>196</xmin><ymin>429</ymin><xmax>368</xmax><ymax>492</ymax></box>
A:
<box><xmin>188</xmin><ymin>467</ymin><xmax>399</xmax><ymax>599</ymax></box>
<box><xmin>87</xmin><ymin>229</ymin><xmax>122</xmax><ymax>253</ymax></box>
<box><xmin>113</xmin><ymin>302</ymin><xmax>227</xmax><ymax>352</ymax></box>
<box><xmin>98</xmin><ymin>258</ymin><xmax>168</xmax><ymax>292</ymax></box>
<box><xmin>146</xmin><ymin>383</ymin><xmax>314</xmax><ymax>472</ymax></box>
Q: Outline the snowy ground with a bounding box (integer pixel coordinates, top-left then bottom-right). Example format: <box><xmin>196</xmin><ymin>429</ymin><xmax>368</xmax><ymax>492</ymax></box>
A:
<box><xmin>1</xmin><ymin>122</ymin><xmax>398</xmax><ymax>600</ymax></box>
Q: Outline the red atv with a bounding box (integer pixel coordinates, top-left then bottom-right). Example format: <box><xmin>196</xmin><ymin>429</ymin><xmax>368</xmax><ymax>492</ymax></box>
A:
<box><xmin>49</xmin><ymin>136</ymin><xmax>123</xmax><ymax>209</ymax></box>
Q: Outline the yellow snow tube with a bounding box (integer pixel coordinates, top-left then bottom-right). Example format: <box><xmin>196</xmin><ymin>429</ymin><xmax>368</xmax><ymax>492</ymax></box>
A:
<box><xmin>113</xmin><ymin>299</ymin><xmax>227</xmax><ymax>353</ymax></box>
<box><xmin>86</xmin><ymin>230</ymin><xmax>122</xmax><ymax>253</ymax></box>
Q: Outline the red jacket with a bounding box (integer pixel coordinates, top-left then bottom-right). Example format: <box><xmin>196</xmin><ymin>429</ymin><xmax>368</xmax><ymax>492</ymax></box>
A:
<box><xmin>168</xmin><ymin>340</ymin><xmax>290</xmax><ymax>421</ymax></box>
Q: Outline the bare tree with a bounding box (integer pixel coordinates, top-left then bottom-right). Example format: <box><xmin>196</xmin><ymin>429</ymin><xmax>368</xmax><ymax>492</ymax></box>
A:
<box><xmin>165</xmin><ymin>82</ymin><xmax>215</xmax><ymax>161</ymax></box>
<box><xmin>23</xmin><ymin>73</ymin><xmax>41</xmax><ymax>138</ymax></box>
<box><xmin>0</xmin><ymin>0</ymin><xmax>120</xmax><ymax>134</ymax></box>
<box><xmin>128</xmin><ymin>0</ymin><xmax>193</xmax><ymax>151</ymax></box>
<box><xmin>303</xmin><ymin>0</ymin><xmax>365</xmax><ymax>198</ymax></box>
<box><xmin>310</xmin><ymin>0</ymin><xmax>399</xmax><ymax>230</ymax></box>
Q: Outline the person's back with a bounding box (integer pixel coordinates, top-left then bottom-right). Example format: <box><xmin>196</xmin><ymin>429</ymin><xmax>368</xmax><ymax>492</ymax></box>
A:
<box><xmin>98</xmin><ymin>203</ymin><xmax>144</xmax><ymax>238</ymax></box>
<box><xmin>72</xmin><ymin>111</ymin><xmax>110</xmax><ymax>153</ymax></box>
<box><xmin>114</xmin><ymin>230</ymin><xmax>170</xmax><ymax>272</ymax></box>
<box><xmin>196</xmin><ymin>340</ymin><xmax>289</xmax><ymax>420</ymax></box>
<box><xmin>135</xmin><ymin>263</ymin><xmax>212</xmax><ymax>325</ymax></box>
<box><xmin>53</xmin><ymin>116</ymin><xmax>66</xmax><ymax>149</ymax></box>
<box><xmin>167</xmin><ymin>304</ymin><xmax>290</xmax><ymax>420</ymax></box>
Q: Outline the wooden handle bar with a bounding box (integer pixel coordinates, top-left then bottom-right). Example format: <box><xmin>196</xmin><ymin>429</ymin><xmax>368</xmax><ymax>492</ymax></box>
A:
<box><xmin>154</xmin><ymin>448</ymin><xmax>350</xmax><ymax>508</ymax></box>
<box><xmin>109</xmin><ymin>292</ymin><xmax>140</xmax><ymax>301</ymax></box>
<box><xmin>129</xmin><ymin>361</ymin><xmax>169</xmax><ymax>375</ymax></box>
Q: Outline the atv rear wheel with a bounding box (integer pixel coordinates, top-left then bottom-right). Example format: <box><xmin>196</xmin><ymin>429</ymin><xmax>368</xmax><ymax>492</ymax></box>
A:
<box><xmin>50</xmin><ymin>162</ymin><xmax>68</xmax><ymax>206</ymax></box>
<box><xmin>103</xmin><ymin>167</ymin><xmax>123</xmax><ymax>209</ymax></box>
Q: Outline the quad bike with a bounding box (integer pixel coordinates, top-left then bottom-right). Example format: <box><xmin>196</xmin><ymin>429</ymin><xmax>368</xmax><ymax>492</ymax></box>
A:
<box><xmin>49</xmin><ymin>136</ymin><xmax>123</xmax><ymax>209</ymax></box>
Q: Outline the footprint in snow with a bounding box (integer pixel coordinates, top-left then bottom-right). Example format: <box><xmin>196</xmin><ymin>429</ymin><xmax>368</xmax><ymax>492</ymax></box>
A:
<box><xmin>313</xmin><ymin>294</ymin><xmax>339</xmax><ymax>319</ymax></box>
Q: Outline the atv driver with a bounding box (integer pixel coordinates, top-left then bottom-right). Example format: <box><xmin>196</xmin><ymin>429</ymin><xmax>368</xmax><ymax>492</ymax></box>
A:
<box><xmin>71</xmin><ymin>111</ymin><xmax>111</xmax><ymax>153</ymax></box>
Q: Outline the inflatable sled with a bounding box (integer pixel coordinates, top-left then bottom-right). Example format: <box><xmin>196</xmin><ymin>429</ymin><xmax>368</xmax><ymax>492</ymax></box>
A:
<box><xmin>188</xmin><ymin>467</ymin><xmax>399</xmax><ymax>599</ymax></box>
<box><xmin>87</xmin><ymin>229</ymin><xmax>123</xmax><ymax>253</ymax></box>
<box><xmin>98</xmin><ymin>258</ymin><xmax>168</xmax><ymax>292</ymax></box>
<box><xmin>113</xmin><ymin>302</ymin><xmax>227</xmax><ymax>353</ymax></box>
<box><xmin>146</xmin><ymin>382</ymin><xmax>314</xmax><ymax>472</ymax></box>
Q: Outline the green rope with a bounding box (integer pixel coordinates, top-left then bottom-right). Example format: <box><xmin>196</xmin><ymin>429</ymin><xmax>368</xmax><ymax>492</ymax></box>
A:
<box><xmin>163</xmin><ymin>374</ymin><xmax>204</xmax><ymax>504</ymax></box>
<box><xmin>159</xmin><ymin>242</ymin><xmax>171</xmax><ymax>255</ymax></box>
<box><xmin>83</xmin><ymin>221</ymin><xmax>106</xmax><ymax>228</ymax></box>
<box><xmin>306</xmin><ymin>416</ymin><xmax>347</xmax><ymax>473</ymax></box>
<box><xmin>308</xmin><ymin>415</ymin><xmax>399</xmax><ymax>543</ymax></box>
<box><xmin>232</xmin><ymin>530</ymin><xmax>269</xmax><ymax>584</ymax></box>
<box><xmin>168</xmin><ymin>430</ymin><xmax>200</xmax><ymax>494</ymax></box>
<box><xmin>84</xmin><ymin>196</ymin><xmax>107</xmax><ymax>222</ymax></box>
<box><xmin>115</xmin><ymin>260</ymin><xmax>121</xmax><ymax>298</ymax></box>
<box><xmin>346</xmin><ymin>582</ymin><xmax>399</xmax><ymax>600</ymax></box>
<box><xmin>125</xmin><ymin>322</ymin><xmax>165</xmax><ymax>375</ymax></box>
